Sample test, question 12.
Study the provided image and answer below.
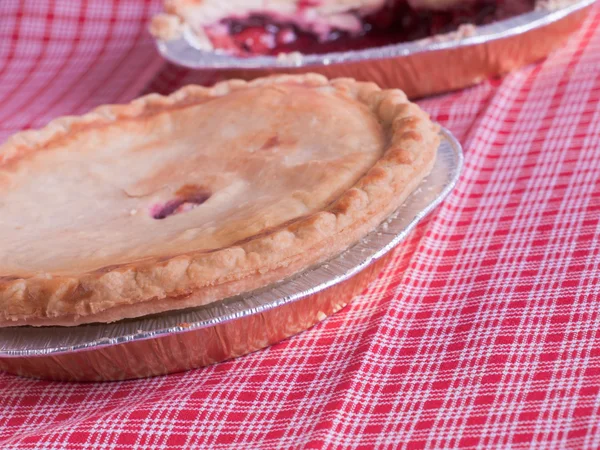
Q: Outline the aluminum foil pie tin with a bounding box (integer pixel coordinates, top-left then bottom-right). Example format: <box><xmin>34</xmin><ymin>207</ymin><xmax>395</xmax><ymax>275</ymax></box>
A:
<box><xmin>155</xmin><ymin>0</ymin><xmax>594</xmax><ymax>98</ymax></box>
<box><xmin>0</xmin><ymin>128</ymin><xmax>463</xmax><ymax>382</ymax></box>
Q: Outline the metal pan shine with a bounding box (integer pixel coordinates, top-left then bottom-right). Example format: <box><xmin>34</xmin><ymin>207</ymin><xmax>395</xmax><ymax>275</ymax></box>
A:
<box><xmin>155</xmin><ymin>0</ymin><xmax>595</xmax><ymax>98</ymax></box>
<box><xmin>0</xmin><ymin>128</ymin><xmax>463</xmax><ymax>381</ymax></box>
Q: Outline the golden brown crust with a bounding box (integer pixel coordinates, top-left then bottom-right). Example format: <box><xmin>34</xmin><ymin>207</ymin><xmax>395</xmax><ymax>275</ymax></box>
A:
<box><xmin>0</xmin><ymin>74</ymin><xmax>439</xmax><ymax>326</ymax></box>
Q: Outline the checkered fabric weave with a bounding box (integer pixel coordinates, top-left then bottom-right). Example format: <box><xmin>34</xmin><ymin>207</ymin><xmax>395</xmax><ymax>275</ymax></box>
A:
<box><xmin>1</xmin><ymin>1</ymin><xmax>600</xmax><ymax>448</ymax></box>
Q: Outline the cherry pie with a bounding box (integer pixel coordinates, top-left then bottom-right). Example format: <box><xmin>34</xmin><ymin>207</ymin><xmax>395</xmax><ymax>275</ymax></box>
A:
<box><xmin>151</xmin><ymin>0</ymin><xmax>536</xmax><ymax>56</ymax></box>
<box><xmin>0</xmin><ymin>75</ymin><xmax>439</xmax><ymax>326</ymax></box>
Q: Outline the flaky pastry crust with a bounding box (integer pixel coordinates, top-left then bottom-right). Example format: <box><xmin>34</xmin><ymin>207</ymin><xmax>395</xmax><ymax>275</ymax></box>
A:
<box><xmin>0</xmin><ymin>74</ymin><xmax>439</xmax><ymax>326</ymax></box>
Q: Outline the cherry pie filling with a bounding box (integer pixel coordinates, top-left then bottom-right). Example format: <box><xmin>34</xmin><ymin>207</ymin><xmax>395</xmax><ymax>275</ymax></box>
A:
<box><xmin>205</xmin><ymin>0</ymin><xmax>535</xmax><ymax>56</ymax></box>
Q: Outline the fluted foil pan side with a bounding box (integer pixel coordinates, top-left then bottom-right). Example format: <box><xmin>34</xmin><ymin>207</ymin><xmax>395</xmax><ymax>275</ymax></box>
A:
<box><xmin>0</xmin><ymin>128</ymin><xmax>462</xmax><ymax>380</ymax></box>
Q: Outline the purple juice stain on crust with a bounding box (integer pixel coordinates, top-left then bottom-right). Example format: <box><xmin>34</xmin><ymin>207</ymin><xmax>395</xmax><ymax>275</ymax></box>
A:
<box><xmin>152</xmin><ymin>199</ymin><xmax>183</xmax><ymax>220</ymax></box>
<box><xmin>151</xmin><ymin>185</ymin><xmax>212</xmax><ymax>220</ymax></box>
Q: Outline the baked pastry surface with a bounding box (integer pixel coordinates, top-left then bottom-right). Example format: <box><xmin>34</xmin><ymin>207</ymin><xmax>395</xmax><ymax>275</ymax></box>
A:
<box><xmin>0</xmin><ymin>74</ymin><xmax>439</xmax><ymax>326</ymax></box>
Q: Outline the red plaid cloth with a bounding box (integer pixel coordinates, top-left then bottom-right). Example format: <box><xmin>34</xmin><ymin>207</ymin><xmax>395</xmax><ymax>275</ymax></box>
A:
<box><xmin>1</xmin><ymin>1</ymin><xmax>600</xmax><ymax>448</ymax></box>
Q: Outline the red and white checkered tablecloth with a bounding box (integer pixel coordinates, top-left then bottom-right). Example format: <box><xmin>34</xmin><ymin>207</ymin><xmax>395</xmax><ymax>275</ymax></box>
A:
<box><xmin>1</xmin><ymin>1</ymin><xmax>600</xmax><ymax>448</ymax></box>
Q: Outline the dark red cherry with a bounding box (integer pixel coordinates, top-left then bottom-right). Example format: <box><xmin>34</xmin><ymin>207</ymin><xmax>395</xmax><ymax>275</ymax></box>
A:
<box><xmin>234</xmin><ymin>26</ymin><xmax>276</xmax><ymax>54</ymax></box>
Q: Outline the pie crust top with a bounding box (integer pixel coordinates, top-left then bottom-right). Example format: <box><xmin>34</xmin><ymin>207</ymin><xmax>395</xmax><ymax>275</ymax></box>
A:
<box><xmin>0</xmin><ymin>74</ymin><xmax>439</xmax><ymax>326</ymax></box>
